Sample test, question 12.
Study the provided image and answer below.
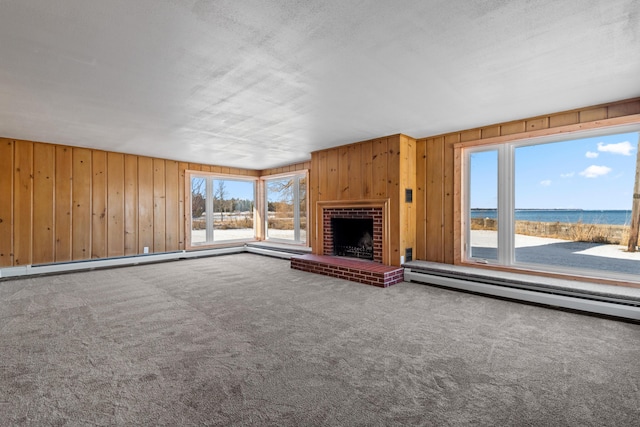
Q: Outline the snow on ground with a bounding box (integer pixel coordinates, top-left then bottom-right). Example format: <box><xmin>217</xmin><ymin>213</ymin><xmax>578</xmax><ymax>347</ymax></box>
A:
<box><xmin>190</xmin><ymin>228</ymin><xmax>306</xmax><ymax>243</ymax></box>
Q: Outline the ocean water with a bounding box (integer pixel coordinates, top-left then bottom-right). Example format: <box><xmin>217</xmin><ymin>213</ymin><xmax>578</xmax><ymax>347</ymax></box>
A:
<box><xmin>471</xmin><ymin>209</ymin><xmax>633</xmax><ymax>226</ymax></box>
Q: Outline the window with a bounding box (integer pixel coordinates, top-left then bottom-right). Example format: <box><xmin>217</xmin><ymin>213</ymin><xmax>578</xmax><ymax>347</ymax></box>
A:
<box><xmin>465</xmin><ymin>125</ymin><xmax>640</xmax><ymax>281</ymax></box>
<box><xmin>264</xmin><ymin>173</ymin><xmax>307</xmax><ymax>244</ymax></box>
<box><xmin>469</xmin><ymin>150</ymin><xmax>498</xmax><ymax>262</ymax></box>
<box><xmin>189</xmin><ymin>174</ymin><xmax>256</xmax><ymax>246</ymax></box>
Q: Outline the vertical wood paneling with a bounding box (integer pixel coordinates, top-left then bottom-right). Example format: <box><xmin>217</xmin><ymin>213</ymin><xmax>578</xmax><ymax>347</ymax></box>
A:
<box><xmin>425</xmin><ymin>137</ymin><xmax>444</xmax><ymax>262</ymax></box>
<box><xmin>92</xmin><ymin>151</ymin><xmax>107</xmax><ymax>259</ymax></box>
<box><xmin>387</xmin><ymin>137</ymin><xmax>401</xmax><ymax>263</ymax></box>
<box><xmin>0</xmin><ymin>139</ymin><xmax>14</xmax><ymax>266</ymax></box>
<box><xmin>361</xmin><ymin>141</ymin><xmax>373</xmax><ymax>198</ymax></box>
<box><xmin>399</xmin><ymin>135</ymin><xmax>416</xmax><ymax>262</ymax></box>
<box><xmin>107</xmin><ymin>152</ymin><xmax>125</xmax><ymax>257</ymax></box>
<box><xmin>55</xmin><ymin>146</ymin><xmax>72</xmax><ymax>262</ymax></box>
<box><xmin>14</xmin><ymin>141</ymin><xmax>33</xmax><ymax>265</ymax></box>
<box><xmin>2</xmin><ymin>98</ymin><xmax>637</xmax><ymax>269</ymax></box>
<box><xmin>372</xmin><ymin>138</ymin><xmax>388</xmax><ymax>198</ymax></box>
<box><xmin>32</xmin><ymin>143</ymin><xmax>55</xmax><ymax>264</ymax></box>
<box><xmin>138</xmin><ymin>157</ymin><xmax>154</xmax><ymax>253</ymax></box>
<box><xmin>72</xmin><ymin>148</ymin><xmax>92</xmax><ymax>260</ymax></box>
<box><xmin>317</xmin><ymin>150</ymin><xmax>328</xmax><ymax>201</ymax></box>
<box><xmin>309</xmin><ymin>152</ymin><xmax>320</xmax><ymax>251</ymax></box>
<box><xmin>453</xmin><ymin>146</ymin><xmax>463</xmax><ymax>263</ymax></box>
<box><xmin>338</xmin><ymin>146</ymin><xmax>349</xmax><ymax>200</ymax></box>
<box><xmin>348</xmin><ymin>144</ymin><xmax>362</xmax><ymax>199</ymax></box>
<box><xmin>153</xmin><ymin>159</ymin><xmax>166</xmax><ymax>253</ymax></box>
<box><xmin>415</xmin><ymin>140</ymin><xmax>427</xmax><ymax>261</ymax></box>
<box><xmin>165</xmin><ymin>160</ymin><xmax>179</xmax><ymax>251</ymax></box>
<box><xmin>443</xmin><ymin>135</ymin><xmax>457</xmax><ymax>264</ymax></box>
<box><xmin>178</xmin><ymin>162</ymin><xmax>188</xmax><ymax>250</ymax></box>
<box><xmin>310</xmin><ymin>135</ymin><xmax>415</xmax><ymax>266</ymax></box>
<box><xmin>124</xmin><ymin>154</ymin><xmax>138</xmax><ymax>256</ymax></box>
<box><xmin>325</xmin><ymin>149</ymin><xmax>339</xmax><ymax>200</ymax></box>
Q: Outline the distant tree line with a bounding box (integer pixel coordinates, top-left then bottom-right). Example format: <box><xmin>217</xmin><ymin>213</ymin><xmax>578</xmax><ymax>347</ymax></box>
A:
<box><xmin>191</xmin><ymin>180</ymin><xmax>254</xmax><ymax>220</ymax></box>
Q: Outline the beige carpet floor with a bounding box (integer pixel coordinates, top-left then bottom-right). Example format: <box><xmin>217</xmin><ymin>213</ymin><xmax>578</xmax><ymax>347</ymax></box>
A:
<box><xmin>1</xmin><ymin>253</ymin><xmax>639</xmax><ymax>426</ymax></box>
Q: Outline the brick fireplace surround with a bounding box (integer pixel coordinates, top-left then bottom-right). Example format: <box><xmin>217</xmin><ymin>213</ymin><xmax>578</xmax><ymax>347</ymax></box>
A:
<box><xmin>291</xmin><ymin>202</ymin><xmax>404</xmax><ymax>287</ymax></box>
<box><xmin>322</xmin><ymin>206</ymin><xmax>383</xmax><ymax>263</ymax></box>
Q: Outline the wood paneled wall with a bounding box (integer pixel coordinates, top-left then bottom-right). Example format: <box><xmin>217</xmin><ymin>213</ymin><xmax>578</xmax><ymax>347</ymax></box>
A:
<box><xmin>415</xmin><ymin>97</ymin><xmax>640</xmax><ymax>264</ymax></box>
<box><xmin>260</xmin><ymin>161</ymin><xmax>311</xmax><ymax>177</ymax></box>
<box><xmin>3</xmin><ymin>98</ymin><xmax>639</xmax><ymax>270</ymax></box>
<box><xmin>0</xmin><ymin>138</ymin><xmax>258</xmax><ymax>267</ymax></box>
<box><xmin>309</xmin><ymin>134</ymin><xmax>416</xmax><ymax>266</ymax></box>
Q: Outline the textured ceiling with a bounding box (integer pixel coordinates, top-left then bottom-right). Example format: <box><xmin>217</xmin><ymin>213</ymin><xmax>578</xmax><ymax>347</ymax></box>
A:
<box><xmin>0</xmin><ymin>0</ymin><xmax>639</xmax><ymax>169</ymax></box>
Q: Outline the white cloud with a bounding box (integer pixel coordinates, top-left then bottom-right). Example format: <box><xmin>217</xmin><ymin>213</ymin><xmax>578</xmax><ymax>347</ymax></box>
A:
<box><xmin>585</xmin><ymin>151</ymin><xmax>599</xmax><ymax>158</ymax></box>
<box><xmin>540</xmin><ymin>180</ymin><xmax>552</xmax><ymax>186</ymax></box>
<box><xmin>560</xmin><ymin>172</ymin><xmax>575</xmax><ymax>178</ymax></box>
<box><xmin>579</xmin><ymin>165</ymin><xmax>612</xmax><ymax>178</ymax></box>
<box><xmin>597</xmin><ymin>141</ymin><xmax>634</xmax><ymax>156</ymax></box>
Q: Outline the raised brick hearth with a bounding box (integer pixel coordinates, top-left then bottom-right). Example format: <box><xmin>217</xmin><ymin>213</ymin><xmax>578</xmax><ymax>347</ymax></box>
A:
<box><xmin>291</xmin><ymin>254</ymin><xmax>404</xmax><ymax>288</ymax></box>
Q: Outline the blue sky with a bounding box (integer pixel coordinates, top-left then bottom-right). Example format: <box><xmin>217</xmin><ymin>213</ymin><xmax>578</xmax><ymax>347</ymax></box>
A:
<box><xmin>192</xmin><ymin>177</ymin><xmax>256</xmax><ymax>200</ymax></box>
<box><xmin>470</xmin><ymin>130</ymin><xmax>640</xmax><ymax>210</ymax></box>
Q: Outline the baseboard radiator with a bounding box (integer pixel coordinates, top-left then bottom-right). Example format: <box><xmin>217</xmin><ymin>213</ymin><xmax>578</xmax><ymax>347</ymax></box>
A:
<box><xmin>0</xmin><ymin>245</ymin><xmax>294</xmax><ymax>279</ymax></box>
<box><xmin>404</xmin><ymin>268</ymin><xmax>640</xmax><ymax>321</ymax></box>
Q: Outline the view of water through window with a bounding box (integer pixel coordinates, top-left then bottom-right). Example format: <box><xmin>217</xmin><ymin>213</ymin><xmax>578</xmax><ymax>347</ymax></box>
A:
<box><xmin>468</xmin><ymin>128</ymin><xmax>640</xmax><ymax>279</ymax></box>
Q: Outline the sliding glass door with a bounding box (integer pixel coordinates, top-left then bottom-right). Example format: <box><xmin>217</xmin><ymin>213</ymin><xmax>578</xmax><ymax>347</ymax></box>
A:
<box><xmin>264</xmin><ymin>173</ymin><xmax>307</xmax><ymax>244</ymax></box>
<box><xmin>465</xmin><ymin>126</ymin><xmax>640</xmax><ymax>280</ymax></box>
<box><xmin>189</xmin><ymin>174</ymin><xmax>256</xmax><ymax>245</ymax></box>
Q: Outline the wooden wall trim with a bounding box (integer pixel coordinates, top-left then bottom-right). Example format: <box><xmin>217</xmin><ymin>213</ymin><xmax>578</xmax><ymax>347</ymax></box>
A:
<box><xmin>421</xmin><ymin>97</ymin><xmax>640</xmax><ymax>144</ymax></box>
<box><xmin>453</xmin><ymin>114</ymin><xmax>640</xmax><ymax>149</ymax></box>
<box><xmin>260</xmin><ymin>161</ymin><xmax>311</xmax><ymax>177</ymax></box>
<box><xmin>0</xmin><ymin>140</ymin><xmax>14</xmax><ymax>266</ymax></box>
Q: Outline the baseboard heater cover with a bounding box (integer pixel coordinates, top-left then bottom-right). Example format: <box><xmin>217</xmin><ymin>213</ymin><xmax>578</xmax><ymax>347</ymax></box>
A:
<box><xmin>404</xmin><ymin>268</ymin><xmax>640</xmax><ymax>321</ymax></box>
<box><xmin>0</xmin><ymin>247</ymin><xmax>247</xmax><ymax>279</ymax></box>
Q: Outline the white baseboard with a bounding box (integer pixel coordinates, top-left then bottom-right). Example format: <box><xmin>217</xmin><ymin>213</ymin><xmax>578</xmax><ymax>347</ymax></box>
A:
<box><xmin>404</xmin><ymin>268</ymin><xmax>640</xmax><ymax>321</ymax></box>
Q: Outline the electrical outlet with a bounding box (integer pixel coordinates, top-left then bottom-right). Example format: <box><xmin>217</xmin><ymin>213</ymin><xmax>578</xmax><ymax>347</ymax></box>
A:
<box><xmin>143</xmin><ymin>246</ymin><xmax>149</xmax><ymax>254</ymax></box>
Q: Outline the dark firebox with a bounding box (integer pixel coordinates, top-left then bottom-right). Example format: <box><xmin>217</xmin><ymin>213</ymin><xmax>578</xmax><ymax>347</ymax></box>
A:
<box><xmin>331</xmin><ymin>218</ymin><xmax>374</xmax><ymax>260</ymax></box>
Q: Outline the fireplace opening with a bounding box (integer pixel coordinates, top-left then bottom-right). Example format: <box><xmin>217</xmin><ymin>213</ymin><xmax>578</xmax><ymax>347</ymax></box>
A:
<box><xmin>331</xmin><ymin>218</ymin><xmax>374</xmax><ymax>260</ymax></box>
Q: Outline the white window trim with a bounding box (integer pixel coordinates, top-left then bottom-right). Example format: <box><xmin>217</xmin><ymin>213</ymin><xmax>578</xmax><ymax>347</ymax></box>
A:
<box><xmin>185</xmin><ymin>171</ymin><xmax>258</xmax><ymax>249</ymax></box>
<box><xmin>463</xmin><ymin>122</ymin><xmax>640</xmax><ymax>283</ymax></box>
<box><xmin>261</xmin><ymin>170</ymin><xmax>309</xmax><ymax>245</ymax></box>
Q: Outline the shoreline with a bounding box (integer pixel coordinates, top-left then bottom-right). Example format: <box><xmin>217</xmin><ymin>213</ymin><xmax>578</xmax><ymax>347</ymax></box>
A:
<box><xmin>471</xmin><ymin>218</ymin><xmax>633</xmax><ymax>245</ymax></box>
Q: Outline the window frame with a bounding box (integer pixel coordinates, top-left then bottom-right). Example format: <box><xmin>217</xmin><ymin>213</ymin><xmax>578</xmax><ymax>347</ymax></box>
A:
<box><xmin>261</xmin><ymin>170</ymin><xmax>309</xmax><ymax>245</ymax></box>
<box><xmin>456</xmin><ymin>117</ymin><xmax>640</xmax><ymax>286</ymax></box>
<box><xmin>185</xmin><ymin>171</ymin><xmax>258</xmax><ymax>249</ymax></box>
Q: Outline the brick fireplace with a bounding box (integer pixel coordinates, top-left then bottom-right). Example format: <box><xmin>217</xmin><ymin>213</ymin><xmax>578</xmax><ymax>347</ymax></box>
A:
<box><xmin>322</xmin><ymin>206</ymin><xmax>383</xmax><ymax>263</ymax></box>
<box><xmin>291</xmin><ymin>200</ymin><xmax>404</xmax><ymax>287</ymax></box>
<box><xmin>316</xmin><ymin>200</ymin><xmax>391</xmax><ymax>265</ymax></box>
